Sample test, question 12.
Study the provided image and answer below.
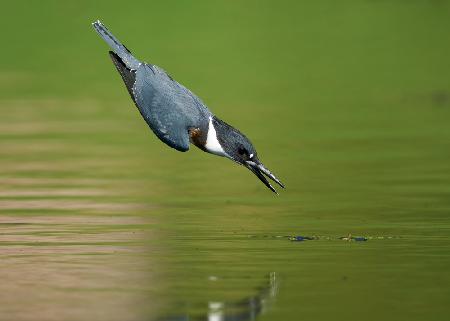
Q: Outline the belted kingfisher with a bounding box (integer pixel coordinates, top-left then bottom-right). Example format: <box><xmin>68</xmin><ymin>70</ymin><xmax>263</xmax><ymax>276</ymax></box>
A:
<box><xmin>92</xmin><ymin>20</ymin><xmax>284</xmax><ymax>193</ymax></box>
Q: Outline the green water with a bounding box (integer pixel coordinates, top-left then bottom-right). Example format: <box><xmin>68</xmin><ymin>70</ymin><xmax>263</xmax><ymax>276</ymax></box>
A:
<box><xmin>1</xmin><ymin>1</ymin><xmax>449</xmax><ymax>320</ymax></box>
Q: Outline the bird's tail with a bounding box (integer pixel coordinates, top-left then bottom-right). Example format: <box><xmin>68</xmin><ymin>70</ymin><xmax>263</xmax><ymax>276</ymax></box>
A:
<box><xmin>92</xmin><ymin>20</ymin><xmax>141</xmax><ymax>70</ymax></box>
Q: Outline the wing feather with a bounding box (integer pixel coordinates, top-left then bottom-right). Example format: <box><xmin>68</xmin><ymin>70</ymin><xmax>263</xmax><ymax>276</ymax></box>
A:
<box><xmin>109</xmin><ymin>54</ymin><xmax>210</xmax><ymax>152</ymax></box>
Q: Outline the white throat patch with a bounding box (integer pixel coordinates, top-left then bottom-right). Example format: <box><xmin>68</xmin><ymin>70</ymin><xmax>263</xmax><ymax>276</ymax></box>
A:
<box><xmin>204</xmin><ymin>116</ymin><xmax>228</xmax><ymax>157</ymax></box>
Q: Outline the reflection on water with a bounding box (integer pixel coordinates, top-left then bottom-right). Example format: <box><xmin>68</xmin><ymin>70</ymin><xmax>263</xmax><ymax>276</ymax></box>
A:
<box><xmin>0</xmin><ymin>98</ymin><xmax>161</xmax><ymax>321</ymax></box>
<box><xmin>160</xmin><ymin>272</ymin><xmax>278</xmax><ymax>321</ymax></box>
<box><xmin>0</xmin><ymin>213</ymin><xmax>156</xmax><ymax>321</ymax></box>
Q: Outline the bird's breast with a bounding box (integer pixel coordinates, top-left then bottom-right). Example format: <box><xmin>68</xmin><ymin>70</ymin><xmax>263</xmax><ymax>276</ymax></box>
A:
<box><xmin>203</xmin><ymin>116</ymin><xmax>228</xmax><ymax>157</ymax></box>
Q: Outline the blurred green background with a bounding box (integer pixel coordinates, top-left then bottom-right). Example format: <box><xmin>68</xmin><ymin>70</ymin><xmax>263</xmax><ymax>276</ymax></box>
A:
<box><xmin>0</xmin><ymin>1</ymin><xmax>449</xmax><ymax>321</ymax></box>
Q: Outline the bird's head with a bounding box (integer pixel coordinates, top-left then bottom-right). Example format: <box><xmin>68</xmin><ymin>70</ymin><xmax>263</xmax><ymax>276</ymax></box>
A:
<box><xmin>211</xmin><ymin>117</ymin><xmax>285</xmax><ymax>194</ymax></box>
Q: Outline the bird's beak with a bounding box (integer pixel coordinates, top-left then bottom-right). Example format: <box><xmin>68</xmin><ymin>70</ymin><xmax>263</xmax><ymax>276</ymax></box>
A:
<box><xmin>245</xmin><ymin>160</ymin><xmax>285</xmax><ymax>194</ymax></box>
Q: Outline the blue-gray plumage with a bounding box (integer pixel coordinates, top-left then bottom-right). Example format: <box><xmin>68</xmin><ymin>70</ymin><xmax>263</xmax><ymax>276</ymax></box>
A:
<box><xmin>92</xmin><ymin>20</ymin><xmax>284</xmax><ymax>193</ymax></box>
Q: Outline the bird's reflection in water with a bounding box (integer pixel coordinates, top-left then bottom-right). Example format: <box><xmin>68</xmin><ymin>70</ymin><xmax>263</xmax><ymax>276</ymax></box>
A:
<box><xmin>159</xmin><ymin>272</ymin><xmax>278</xmax><ymax>321</ymax></box>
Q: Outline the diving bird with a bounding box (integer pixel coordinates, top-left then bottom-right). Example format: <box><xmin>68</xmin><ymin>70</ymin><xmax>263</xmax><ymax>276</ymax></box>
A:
<box><xmin>92</xmin><ymin>20</ymin><xmax>284</xmax><ymax>193</ymax></box>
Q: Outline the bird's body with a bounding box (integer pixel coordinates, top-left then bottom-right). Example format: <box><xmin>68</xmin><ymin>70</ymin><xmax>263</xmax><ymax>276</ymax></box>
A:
<box><xmin>93</xmin><ymin>20</ymin><xmax>284</xmax><ymax>193</ymax></box>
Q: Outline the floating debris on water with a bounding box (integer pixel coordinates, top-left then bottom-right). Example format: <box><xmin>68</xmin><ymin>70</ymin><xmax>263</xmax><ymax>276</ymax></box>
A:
<box><xmin>339</xmin><ymin>234</ymin><xmax>368</xmax><ymax>242</ymax></box>
<box><xmin>288</xmin><ymin>235</ymin><xmax>317</xmax><ymax>242</ymax></box>
<box><xmin>249</xmin><ymin>234</ymin><xmax>399</xmax><ymax>242</ymax></box>
<box><xmin>287</xmin><ymin>234</ymin><xmax>396</xmax><ymax>242</ymax></box>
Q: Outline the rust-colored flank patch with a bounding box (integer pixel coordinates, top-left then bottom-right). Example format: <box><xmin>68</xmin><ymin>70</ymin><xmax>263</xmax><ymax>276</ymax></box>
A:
<box><xmin>188</xmin><ymin>127</ymin><xmax>206</xmax><ymax>149</ymax></box>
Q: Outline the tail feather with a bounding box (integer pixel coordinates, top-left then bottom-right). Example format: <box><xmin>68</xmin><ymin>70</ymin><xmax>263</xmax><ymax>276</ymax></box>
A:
<box><xmin>92</xmin><ymin>20</ymin><xmax>140</xmax><ymax>70</ymax></box>
<box><xmin>109</xmin><ymin>51</ymin><xmax>137</xmax><ymax>103</ymax></box>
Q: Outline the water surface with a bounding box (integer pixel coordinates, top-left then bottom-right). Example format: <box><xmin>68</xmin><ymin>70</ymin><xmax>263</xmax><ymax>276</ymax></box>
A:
<box><xmin>1</xmin><ymin>1</ymin><xmax>449</xmax><ymax>321</ymax></box>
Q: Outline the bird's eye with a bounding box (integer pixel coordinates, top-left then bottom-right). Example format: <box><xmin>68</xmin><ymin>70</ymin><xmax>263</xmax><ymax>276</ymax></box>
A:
<box><xmin>238</xmin><ymin>147</ymin><xmax>247</xmax><ymax>155</ymax></box>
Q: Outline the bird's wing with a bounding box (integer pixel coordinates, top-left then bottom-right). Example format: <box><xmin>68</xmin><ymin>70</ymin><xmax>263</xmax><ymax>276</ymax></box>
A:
<box><xmin>109</xmin><ymin>52</ymin><xmax>210</xmax><ymax>152</ymax></box>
